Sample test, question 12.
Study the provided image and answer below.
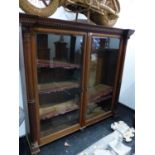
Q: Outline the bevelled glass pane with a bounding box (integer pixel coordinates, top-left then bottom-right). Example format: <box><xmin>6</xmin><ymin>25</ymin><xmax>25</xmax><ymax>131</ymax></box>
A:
<box><xmin>36</xmin><ymin>33</ymin><xmax>84</xmax><ymax>137</ymax></box>
<box><xmin>86</xmin><ymin>36</ymin><xmax>120</xmax><ymax>119</ymax></box>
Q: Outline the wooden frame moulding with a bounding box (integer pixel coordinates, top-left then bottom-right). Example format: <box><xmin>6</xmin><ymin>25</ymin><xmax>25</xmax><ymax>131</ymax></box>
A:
<box><xmin>111</xmin><ymin>30</ymin><xmax>134</xmax><ymax>114</ymax></box>
<box><xmin>20</xmin><ymin>13</ymin><xmax>135</xmax><ymax>153</ymax></box>
<box><xmin>31</xmin><ymin>27</ymin><xmax>88</xmax><ymax>144</ymax></box>
<box><xmin>40</xmin><ymin>124</ymin><xmax>80</xmax><ymax>146</ymax></box>
<box><xmin>80</xmin><ymin>32</ymin><xmax>92</xmax><ymax>127</ymax></box>
<box><xmin>23</xmin><ymin>30</ymin><xmax>40</xmax><ymax>154</ymax></box>
<box><xmin>83</xmin><ymin>32</ymin><xmax>121</xmax><ymax>126</ymax></box>
<box><xmin>85</xmin><ymin>111</ymin><xmax>113</xmax><ymax>126</ymax></box>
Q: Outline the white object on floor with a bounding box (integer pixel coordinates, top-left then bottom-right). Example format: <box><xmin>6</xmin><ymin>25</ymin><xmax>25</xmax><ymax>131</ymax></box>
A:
<box><xmin>78</xmin><ymin>121</ymin><xmax>134</xmax><ymax>155</ymax></box>
<box><xmin>93</xmin><ymin>149</ymin><xmax>115</xmax><ymax>155</ymax></box>
<box><xmin>108</xmin><ymin>137</ymin><xmax>131</xmax><ymax>155</ymax></box>
<box><xmin>111</xmin><ymin>121</ymin><xmax>135</xmax><ymax>142</ymax></box>
<box><xmin>77</xmin><ymin>131</ymin><xmax>131</xmax><ymax>155</ymax></box>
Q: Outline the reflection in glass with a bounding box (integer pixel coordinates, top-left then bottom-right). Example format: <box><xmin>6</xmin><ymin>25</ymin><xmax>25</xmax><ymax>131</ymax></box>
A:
<box><xmin>36</xmin><ymin>33</ymin><xmax>84</xmax><ymax>137</ymax></box>
<box><xmin>86</xmin><ymin>37</ymin><xmax>120</xmax><ymax>119</ymax></box>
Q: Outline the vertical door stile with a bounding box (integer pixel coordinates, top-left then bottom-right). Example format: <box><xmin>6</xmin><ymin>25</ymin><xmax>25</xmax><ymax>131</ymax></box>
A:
<box><xmin>81</xmin><ymin>32</ymin><xmax>92</xmax><ymax>126</ymax></box>
<box><xmin>22</xmin><ymin>30</ymin><xmax>40</xmax><ymax>153</ymax></box>
<box><xmin>111</xmin><ymin>36</ymin><xmax>129</xmax><ymax>112</ymax></box>
<box><xmin>30</xmin><ymin>31</ymin><xmax>41</xmax><ymax>144</ymax></box>
<box><xmin>79</xmin><ymin>33</ymin><xmax>86</xmax><ymax>127</ymax></box>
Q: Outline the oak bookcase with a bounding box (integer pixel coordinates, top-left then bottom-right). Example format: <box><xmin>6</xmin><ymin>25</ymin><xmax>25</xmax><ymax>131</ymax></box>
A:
<box><xmin>19</xmin><ymin>13</ymin><xmax>134</xmax><ymax>154</ymax></box>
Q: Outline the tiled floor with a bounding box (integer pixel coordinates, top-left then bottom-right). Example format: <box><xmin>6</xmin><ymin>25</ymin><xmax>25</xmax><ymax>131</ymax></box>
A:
<box><xmin>19</xmin><ymin>103</ymin><xmax>135</xmax><ymax>155</ymax></box>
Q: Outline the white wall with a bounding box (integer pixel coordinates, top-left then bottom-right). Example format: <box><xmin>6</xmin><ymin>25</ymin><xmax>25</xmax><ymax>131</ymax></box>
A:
<box><xmin>115</xmin><ymin>0</ymin><xmax>135</xmax><ymax>109</ymax></box>
<box><xmin>19</xmin><ymin>73</ymin><xmax>26</xmax><ymax>137</ymax></box>
<box><xmin>19</xmin><ymin>0</ymin><xmax>135</xmax><ymax>136</ymax></box>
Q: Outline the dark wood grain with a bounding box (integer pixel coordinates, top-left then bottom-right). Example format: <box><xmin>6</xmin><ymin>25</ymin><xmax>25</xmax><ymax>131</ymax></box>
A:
<box><xmin>20</xmin><ymin>13</ymin><xmax>134</xmax><ymax>154</ymax></box>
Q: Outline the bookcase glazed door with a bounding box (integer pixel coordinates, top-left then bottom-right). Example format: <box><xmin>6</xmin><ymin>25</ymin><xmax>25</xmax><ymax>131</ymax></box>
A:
<box><xmin>35</xmin><ymin>31</ymin><xmax>86</xmax><ymax>139</ymax></box>
<box><xmin>85</xmin><ymin>34</ymin><xmax>121</xmax><ymax>123</ymax></box>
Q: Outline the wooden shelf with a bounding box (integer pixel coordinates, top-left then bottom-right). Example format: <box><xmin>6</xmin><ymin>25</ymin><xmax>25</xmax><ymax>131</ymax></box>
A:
<box><xmin>86</xmin><ymin>108</ymin><xmax>106</xmax><ymax>119</ymax></box>
<box><xmin>38</xmin><ymin>81</ymin><xmax>80</xmax><ymax>94</ymax></box>
<box><xmin>39</xmin><ymin>99</ymin><xmax>79</xmax><ymax>120</ymax></box>
<box><xmin>88</xmin><ymin>84</ymin><xmax>112</xmax><ymax>103</ymax></box>
<box><xmin>37</xmin><ymin>59</ymin><xmax>80</xmax><ymax>69</ymax></box>
<box><xmin>40</xmin><ymin>119</ymin><xmax>78</xmax><ymax>138</ymax></box>
<box><xmin>92</xmin><ymin>48</ymin><xmax>119</xmax><ymax>53</ymax></box>
<box><xmin>89</xmin><ymin>95</ymin><xmax>112</xmax><ymax>105</ymax></box>
<box><xmin>20</xmin><ymin>13</ymin><xmax>134</xmax><ymax>153</ymax></box>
